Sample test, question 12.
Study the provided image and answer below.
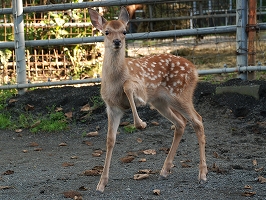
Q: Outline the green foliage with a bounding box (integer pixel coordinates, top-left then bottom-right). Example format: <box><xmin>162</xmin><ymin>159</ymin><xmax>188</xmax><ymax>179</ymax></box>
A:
<box><xmin>30</xmin><ymin>110</ymin><xmax>68</xmax><ymax>133</ymax></box>
<box><xmin>0</xmin><ymin>113</ymin><xmax>11</xmax><ymax>129</ymax></box>
<box><xmin>123</xmin><ymin>124</ymin><xmax>137</xmax><ymax>133</ymax></box>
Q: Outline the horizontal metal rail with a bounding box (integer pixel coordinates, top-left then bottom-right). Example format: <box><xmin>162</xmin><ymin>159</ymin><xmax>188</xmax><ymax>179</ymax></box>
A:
<box><xmin>1</xmin><ymin>66</ymin><xmax>266</xmax><ymax>90</ymax></box>
<box><xmin>0</xmin><ymin>0</ymin><xmax>202</xmax><ymax>15</ymax></box>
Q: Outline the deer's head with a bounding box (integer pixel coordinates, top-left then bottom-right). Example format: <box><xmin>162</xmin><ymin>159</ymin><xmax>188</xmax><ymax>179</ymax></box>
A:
<box><xmin>89</xmin><ymin>7</ymin><xmax>129</xmax><ymax>50</ymax></box>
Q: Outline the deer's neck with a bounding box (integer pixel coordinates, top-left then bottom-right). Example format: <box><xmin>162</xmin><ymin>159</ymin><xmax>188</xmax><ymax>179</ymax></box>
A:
<box><xmin>102</xmin><ymin>47</ymin><xmax>127</xmax><ymax>79</ymax></box>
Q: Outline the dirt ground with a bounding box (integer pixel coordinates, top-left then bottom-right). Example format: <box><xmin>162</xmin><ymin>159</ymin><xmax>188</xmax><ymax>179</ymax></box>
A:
<box><xmin>0</xmin><ymin>78</ymin><xmax>266</xmax><ymax>200</ymax></box>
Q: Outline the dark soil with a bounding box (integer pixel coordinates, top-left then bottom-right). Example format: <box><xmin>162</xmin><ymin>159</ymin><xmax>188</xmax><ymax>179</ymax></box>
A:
<box><xmin>1</xmin><ymin>78</ymin><xmax>266</xmax><ymax>200</ymax></box>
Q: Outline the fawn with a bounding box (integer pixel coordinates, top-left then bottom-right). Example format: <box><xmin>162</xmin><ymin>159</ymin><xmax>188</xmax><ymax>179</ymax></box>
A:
<box><xmin>89</xmin><ymin>7</ymin><xmax>207</xmax><ymax>192</ymax></box>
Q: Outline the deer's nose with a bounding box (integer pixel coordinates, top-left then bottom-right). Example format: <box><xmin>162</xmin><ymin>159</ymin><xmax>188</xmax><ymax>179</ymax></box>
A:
<box><xmin>113</xmin><ymin>39</ymin><xmax>121</xmax><ymax>48</ymax></box>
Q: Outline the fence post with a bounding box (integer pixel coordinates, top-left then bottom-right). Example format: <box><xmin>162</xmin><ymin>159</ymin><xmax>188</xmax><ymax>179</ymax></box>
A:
<box><xmin>12</xmin><ymin>0</ymin><xmax>27</xmax><ymax>94</ymax></box>
<box><xmin>247</xmin><ymin>0</ymin><xmax>257</xmax><ymax>80</ymax></box>
<box><xmin>236</xmin><ymin>0</ymin><xmax>248</xmax><ymax>80</ymax></box>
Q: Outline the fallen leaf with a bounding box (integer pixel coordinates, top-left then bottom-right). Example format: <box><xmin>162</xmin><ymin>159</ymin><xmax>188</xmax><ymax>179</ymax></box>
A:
<box><xmin>92</xmin><ymin>150</ymin><xmax>103</xmax><ymax>157</ymax></box>
<box><xmin>83</xmin><ymin>166</ymin><xmax>103</xmax><ymax>176</ymax></box>
<box><xmin>87</xmin><ymin>131</ymin><xmax>99</xmax><ymax>137</ymax></box>
<box><xmin>78</xmin><ymin>186</ymin><xmax>87</xmax><ymax>191</ymax></box>
<box><xmin>253</xmin><ymin>159</ymin><xmax>258</xmax><ymax>166</ymax></box>
<box><xmin>25</xmin><ymin>104</ymin><xmax>34</xmax><ymax>111</ymax></box>
<box><xmin>22</xmin><ymin>150</ymin><xmax>28</xmax><ymax>153</ymax></box>
<box><xmin>9</xmin><ymin>99</ymin><xmax>17</xmax><ymax>104</ymax></box>
<box><xmin>29</xmin><ymin>142</ymin><xmax>39</xmax><ymax>147</ymax></box>
<box><xmin>70</xmin><ymin>156</ymin><xmax>78</xmax><ymax>159</ymax></box>
<box><xmin>34</xmin><ymin>148</ymin><xmax>43</xmax><ymax>151</ymax></box>
<box><xmin>63</xmin><ymin>190</ymin><xmax>82</xmax><ymax>198</ymax></box>
<box><xmin>3</xmin><ymin>170</ymin><xmax>14</xmax><ymax>175</ymax></box>
<box><xmin>143</xmin><ymin>149</ymin><xmax>156</xmax><ymax>155</ymax></box>
<box><xmin>95</xmin><ymin>125</ymin><xmax>100</xmax><ymax>130</ymax></box>
<box><xmin>151</xmin><ymin>121</ymin><xmax>159</xmax><ymax>126</ymax></box>
<box><xmin>120</xmin><ymin>156</ymin><xmax>135</xmax><ymax>163</ymax></box>
<box><xmin>137</xmin><ymin>138</ymin><xmax>143</xmax><ymax>143</ymax></box>
<box><xmin>171</xmin><ymin>125</ymin><xmax>175</xmax><ymax>130</ymax></box>
<box><xmin>255</xmin><ymin>167</ymin><xmax>264</xmax><ymax>172</ymax></box>
<box><xmin>82</xmin><ymin>141</ymin><xmax>93</xmax><ymax>146</ymax></box>
<box><xmin>160</xmin><ymin>147</ymin><xmax>170</xmax><ymax>154</ymax></box>
<box><xmin>244</xmin><ymin>185</ymin><xmax>252</xmax><ymax>189</ymax></box>
<box><xmin>31</xmin><ymin>120</ymin><xmax>41</xmax><ymax>128</ymax></box>
<box><xmin>120</xmin><ymin>121</ymin><xmax>130</xmax><ymax>126</ymax></box>
<box><xmin>59</xmin><ymin>142</ymin><xmax>67</xmax><ymax>146</ymax></box>
<box><xmin>62</xmin><ymin>162</ymin><xmax>74</xmax><ymax>167</ymax></box>
<box><xmin>181</xmin><ymin>163</ymin><xmax>191</xmax><ymax>168</ymax></box>
<box><xmin>127</xmin><ymin>152</ymin><xmax>138</xmax><ymax>157</ymax></box>
<box><xmin>65</xmin><ymin>112</ymin><xmax>72</xmax><ymax>119</ymax></box>
<box><xmin>139</xmin><ymin>158</ymin><xmax>147</xmax><ymax>162</ymax></box>
<box><xmin>153</xmin><ymin>189</ymin><xmax>160</xmax><ymax>195</ymax></box>
<box><xmin>138</xmin><ymin>169</ymin><xmax>154</xmax><ymax>174</ymax></box>
<box><xmin>74</xmin><ymin>196</ymin><xmax>83</xmax><ymax>200</ymax></box>
<box><xmin>81</xmin><ymin>104</ymin><xmax>90</xmax><ymax>112</ymax></box>
<box><xmin>55</xmin><ymin>107</ymin><xmax>63</xmax><ymax>112</ymax></box>
<box><xmin>15</xmin><ymin>129</ymin><xmax>23</xmax><ymax>133</ymax></box>
<box><xmin>213</xmin><ymin>151</ymin><xmax>219</xmax><ymax>158</ymax></box>
<box><xmin>134</xmin><ymin>173</ymin><xmax>149</xmax><ymax>180</ymax></box>
<box><xmin>0</xmin><ymin>186</ymin><xmax>13</xmax><ymax>190</ymax></box>
<box><xmin>242</xmin><ymin>191</ymin><xmax>256</xmax><ymax>197</ymax></box>
<box><xmin>258</xmin><ymin>176</ymin><xmax>266</xmax><ymax>183</ymax></box>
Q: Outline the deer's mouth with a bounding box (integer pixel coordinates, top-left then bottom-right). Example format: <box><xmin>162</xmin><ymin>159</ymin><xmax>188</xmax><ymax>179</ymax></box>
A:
<box><xmin>113</xmin><ymin>39</ymin><xmax>122</xmax><ymax>49</ymax></box>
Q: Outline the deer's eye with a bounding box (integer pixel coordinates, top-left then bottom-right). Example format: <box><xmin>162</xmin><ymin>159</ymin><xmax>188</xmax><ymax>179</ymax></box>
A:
<box><xmin>123</xmin><ymin>31</ymin><xmax>127</xmax><ymax>35</ymax></box>
<box><xmin>105</xmin><ymin>31</ymin><xmax>109</xmax><ymax>35</ymax></box>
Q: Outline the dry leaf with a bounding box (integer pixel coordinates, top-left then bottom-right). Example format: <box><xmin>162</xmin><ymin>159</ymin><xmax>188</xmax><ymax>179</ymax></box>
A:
<box><xmin>171</xmin><ymin>125</ymin><xmax>175</xmax><ymax>130</ymax></box>
<box><xmin>244</xmin><ymin>185</ymin><xmax>252</xmax><ymax>189</ymax></box>
<box><xmin>34</xmin><ymin>148</ymin><xmax>43</xmax><ymax>151</ymax></box>
<box><xmin>31</xmin><ymin>120</ymin><xmax>41</xmax><ymax>128</ymax></box>
<box><xmin>83</xmin><ymin>166</ymin><xmax>103</xmax><ymax>176</ymax></box>
<box><xmin>120</xmin><ymin>121</ymin><xmax>130</xmax><ymax>126</ymax></box>
<box><xmin>95</xmin><ymin>125</ymin><xmax>100</xmax><ymax>130</ymax></box>
<box><xmin>153</xmin><ymin>189</ymin><xmax>160</xmax><ymax>195</ymax></box>
<box><xmin>253</xmin><ymin>159</ymin><xmax>258</xmax><ymax>166</ymax></box>
<box><xmin>62</xmin><ymin>162</ymin><xmax>74</xmax><ymax>167</ymax></box>
<box><xmin>81</xmin><ymin>104</ymin><xmax>91</xmax><ymax>112</ymax></box>
<box><xmin>59</xmin><ymin>142</ymin><xmax>67</xmax><ymax>146</ymax></box>
<box><xmin>74</xmin><ymin>196</ymin><xmax>83</xmax><ymax>200</ymax></box>
<box><xmin>138</xmin><ymin>169</ymin><xmax>153</xmax><ymax>174</ymax></box>
<box><xmin>9</xmin><ymin>99</ymin><xmax>17</xmax><ymax>104</ymax></box>
<box><xmin>120</xmin><ymin>156</ymin><xmax>135</xmax><ymax>163</ymax></box>
<box><xmin>181</xmin><ymin>163</ymin><xmax>191</xmax><ymax>168</ymax></box>
<box><xmin>151</xmin><ymin>121</ymin><xmax>159</xmax><ymax>126</ymax></box>
<box><xmin>242</xmin><ymin>191</ymin><xmax>256</xmax><ymax>197</ymax></box>
<box><xmin>78</xmin><ymin>186</ymin><xmax>87</xmax><ymax>191</ymax></box>
<box><xmin>70</xmin><ymin>156</ymin><xmax>78</xmax><ymax>159</ymax></box>
<box><xmin>15</xmin><ymin>129</ymin><xmax>23</xmax><ymax>133</ymax></box>
<box><xmin>87</xmin><ymin>131</ymin><xmax>99</xmax><ymax>137</ymax></box>
<box><xmin>160</xmin><ymin>147</ymin><xmax>170</xmax><ymax>154</ymax></box>
<box><xmin>127</xmin><ymin>152</ymin><xmax>138</xmax><ymax>157</ymax></box>
<box><xmin>22</xmin><ymin>150</ymin><xmax>28</xmax><ymax>153</ymax></box>
<box><xmin>82</xmin><ymin>141</ymin><xmax>93</xmax><ymax>146</ymax></box>
<box><xmin>29</xmin><ymin>142</ymin><xmax>39</xmax><ymax>147</ymax></box>
<box><xmin>213</xmin><ymin>151</ymin><xmax>219</xmax><ymax>158</ymax></box>
<box><xmin>139</xmin><ymin>158</ymin><xmax>147</xmax><ymax>162</ymax></box>
<box><xmin>133</xmin><ymin>173</ymin><xmax>149</xmax><ymax>180</ymax></box>
<box><xmin>65</xmin><ymin>112</ymin><xmax>73</xmax><ymax>119</ymax></box>
<box><xmin>255</xmin><ymin>167</ymin><xmax>264</xmax><ymax>172</ymax></box>
<box><xmin>143</xmin><ymin>149</ymin><xmax>156</xmax><ymax>155</ymax></box>
<box><xmin>137</xmin><ymin>138</ymin><xmax>143</xmax><ymax>143</ymax></box>
<box><xmin>63</xmin><ymin>190</ymin><xmax>82</xmax><ymax>198</ymax></box>
<box><xmin>258</xmin><ymin>176</ymin><xmax>266</xmax><ymax>183</ymax></box>
<box><xmin>55</xmin><ymin>107</ymin><xmax>63</xmax><ymax>112</ymax></box>
<box><xmin>92</xmin><ymin>149</ymin><xmax>103</xmax><ymax>157</ymax></box>
<box><xmin>3</xmin><ymin>170</ymin><xmax>14</xmax><ymax>175</ymax></box>
<box><xmin>25</xmin><ymin>104</ymin><xmax>34</xmax><ymax>111</ymax></box>
<box><xmin>0</xmin><ymin>186</ymin><xmax>13</xmax><ymax>190</ymax></box>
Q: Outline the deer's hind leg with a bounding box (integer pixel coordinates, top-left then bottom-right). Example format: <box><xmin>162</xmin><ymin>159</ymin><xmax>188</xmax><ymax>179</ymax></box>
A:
<box><xmin>150</xmin><ymin>99</ymin><xmax>187</xmax><ymax>178</ymax></box>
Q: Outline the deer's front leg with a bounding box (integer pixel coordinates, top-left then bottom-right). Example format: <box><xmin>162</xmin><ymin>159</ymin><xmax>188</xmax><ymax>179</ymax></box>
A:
<box><xmin>96</xmin><ymin>106</ymin><xmax>123</xmax><ymax>192</ymax></box>
<box><xmin>123</xmin><ymin>81</ymin><xmax>146</xmax><ymax>129</ymax></box>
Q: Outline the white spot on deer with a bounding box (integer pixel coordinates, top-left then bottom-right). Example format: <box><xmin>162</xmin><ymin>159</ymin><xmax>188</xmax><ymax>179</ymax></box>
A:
<box><xmin>130</xmin><ymin>67</ymin><xmax>133</xmax><ymax>71</ymax></box>
<box><xmin>180</xmin><ymin>66</ymin><xmax>185</xmax><ymax>71</ymax></box>
<box><xmin>185</xmin><ymin>62</ymin><xmax>189</xmax><ymax>66</ymax></box>
<box><xmin>176</xmin><ymin>61</ymin><xmax>180</xmax><ymax>66</ymax></box>
<box><xmin>173</xmin><ymin>82</ymin><xmax>177</xmax><ymax>87</ymax></box>
<box><xmin>151</xmin><ymin>64</ymin><xmax>155</xmax><ymax>68</ymax></box>
<box><xmin>128</xmin><ymin>61</ymin><xmax>133</xmax><ymax>64</ymax></box>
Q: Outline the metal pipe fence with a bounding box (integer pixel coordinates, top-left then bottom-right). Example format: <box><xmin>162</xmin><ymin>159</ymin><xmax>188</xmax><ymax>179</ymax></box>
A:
<box><xmin>0</xmin><ymin>0</ymin><xmax>265</xmax><ymax>92</ymax></box>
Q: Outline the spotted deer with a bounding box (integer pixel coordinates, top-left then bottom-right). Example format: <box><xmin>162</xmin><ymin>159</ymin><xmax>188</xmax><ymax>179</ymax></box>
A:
<box><xmin>89</xmin><ymin>7</ymin><xmax>207</xmax><ymax>192</ymax></box>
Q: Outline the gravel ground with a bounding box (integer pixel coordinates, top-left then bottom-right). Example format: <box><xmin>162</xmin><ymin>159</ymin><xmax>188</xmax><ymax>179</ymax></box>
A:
<box><xmin>0</xmin><ymin>79</ymin><xmax>266</xmax><ymax>200</ymax></box>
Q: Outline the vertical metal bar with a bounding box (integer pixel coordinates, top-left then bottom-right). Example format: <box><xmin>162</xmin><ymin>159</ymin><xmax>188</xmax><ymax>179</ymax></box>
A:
<box><xmin>247</xmin><ymin>0</ymin><xmax>257</xmax><ymax>80</ymax></box>
<box><xmin>236</xmin><ymin>0</ymin><xmax>248</xmax><ymax>80</ymax></box>
<box><xmin>12</xmin><ymin>0</ymin><xmax>27</xmax><ymax>94</ymax></box>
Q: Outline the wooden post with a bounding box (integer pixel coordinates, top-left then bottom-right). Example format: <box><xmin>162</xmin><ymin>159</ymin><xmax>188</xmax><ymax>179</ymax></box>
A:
<box><xmin>247</xmin><ymin>0</ymin><xmax>257</xmax><ymax>80</ymax></box>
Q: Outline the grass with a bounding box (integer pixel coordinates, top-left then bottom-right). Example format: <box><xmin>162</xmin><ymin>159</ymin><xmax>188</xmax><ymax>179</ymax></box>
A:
<box><xmin>0</xmin><ymin>89</ymin><xmax>69</xmax><ymax>132</ymax></box>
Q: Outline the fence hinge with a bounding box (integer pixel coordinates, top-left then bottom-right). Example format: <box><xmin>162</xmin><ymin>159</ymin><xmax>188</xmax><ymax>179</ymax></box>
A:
<box><xmin>246</xmin><ymin>24</ymin><xmax>260</xmax><ymax>33</ymax></box>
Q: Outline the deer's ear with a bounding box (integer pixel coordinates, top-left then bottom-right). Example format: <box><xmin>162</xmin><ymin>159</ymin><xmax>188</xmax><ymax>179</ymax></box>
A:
<box><xmin>119</xmin><ymin>7</ymin><xmax>129</xmax><ymax>25</ymax></box>
<box><xmin>89</xmin><ymin>8</ymin><xmax>107</xmax><ymax>31</ymax></box>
